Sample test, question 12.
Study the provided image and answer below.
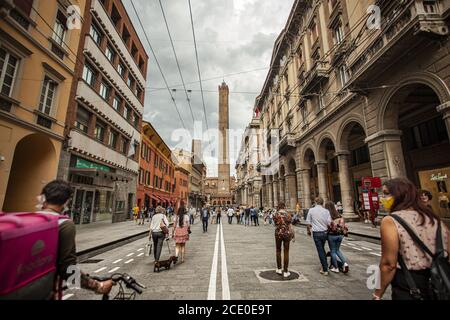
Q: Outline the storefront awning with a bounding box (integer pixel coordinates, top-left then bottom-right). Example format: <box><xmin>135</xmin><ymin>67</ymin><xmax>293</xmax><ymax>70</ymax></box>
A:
<box><xmin>69</xmin><ymin>168</ymin><xmax>130</xmax><ymax>181</ymax></box>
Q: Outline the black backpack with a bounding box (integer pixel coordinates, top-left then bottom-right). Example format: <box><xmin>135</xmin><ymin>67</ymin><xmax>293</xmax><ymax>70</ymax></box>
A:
<box><xmin>391</xmin><ymin>214</ymin><xmax>450</xmax><ymax>300</ymax></box>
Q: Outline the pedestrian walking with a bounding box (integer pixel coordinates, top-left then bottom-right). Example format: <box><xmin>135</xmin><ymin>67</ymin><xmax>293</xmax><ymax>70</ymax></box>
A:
<box><xmin>216</xmin><ymin>207</ymin><xmax>222</xmax><ymax>224</ymax></box>
<box><xmin>325</xmin><ymin>201</ymin><xmax>349</xmax><ymax>274</ymax></box>
<box><xmin>189</xmin><ymin>206</ymin><xmax>196</xmax><ymax>225</ymax></box>
<box><xmin>274</xmin><ymin>202</ymin><xmax>295</xmax><ymax>278</ymax></box>
<box><xmin>227</xmin><ymin>207</ymin><xmax>234</xmax><ymax>224</ymax></box>
<box><xmin>236</xmin><ymin>208</ymin><xmax>241</xmax><ymax>224</ymax></box>
<box><xmin>250</xmin><ymin>206</ymin><xmax>259</xmax><ymax>226</ymax></box>
<box><xmin>172</xmin><ymin>203</ymin><xmax>190</xmax><ymax>263</ymax></box>
<box><xmin>133</xmin><ymin>205</ymin><xmax>139</xmax><ymax>224</ymax></box>
<box><xmin>306</xmin><ymin>197</ymin><xmax>332</xmax><ymax>276</ymax></box>
<box><xmin>373</xmin><ymin>178</ymin><xmax>450</xmax><ymax>300</ymax></box>
<box><xmin>201</xmin><ymin>206</ymin><xmax>210</xmax><ymax>233</ymax></box>
<box><xmin>149</xmin><ymin>206</ymin><xmax>169</xmax><ymax>263</ymax></box>
<box><xmin>244</xmin><ymin>206</ymin><xmax>251</xmax><ymax>226</ymax></box>
<box><xmin>211</xmin><ymin>207</ymin><xmax>216</xmax><ymax>225</ymax></box>
<box><xmin>139</xmin><ymin>206</ymin><xmax>146</xmax><ymax>225</ymax></box>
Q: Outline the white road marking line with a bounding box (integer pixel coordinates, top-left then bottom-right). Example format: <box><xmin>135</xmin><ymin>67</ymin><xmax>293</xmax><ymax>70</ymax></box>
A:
<box><xmin>207</xmin><ymin>225</ymin><xmax>220</xmax><ymax>300</ymax></box>
<box><xmin>126</xmin><ymin>253</ymin><xmax>134</xmax><ymax>257</ymax></box>
<box><xmin>220</xmin><ymin>222</ymin><xmax>230</xmax><ymax>300</ymax></box>
<box><xmin>346</xmin><ymin>242</ymin><xmax>356</xmax><ymax>246</ymax></box>
<box><xmin>137</xmin><ymin>253</ymin><xmax>144</xmax><ymax>257</ymax></box>
<box><xmin>370</xmin><ymin>252</ymin><xmax>382</xmax><ymax>257</ymax></box>
<box><xmin>341</xmin><ymin>243</ymin><xmax>349</xmax><ymax>247</ymax></box>
<box><xmin>113</xmin><ymin>259</ymin><xmax>122</xmax><ymax>264</ymax></box>
<box><xmin>94</xmin><ymin>267</ymin><xmax>107</xmax><ymax>273</ymax></box>
<box><xmin>62</xmin><ymin>293</ymin><xmax>74</xmax><ymax>300</ymax></box>
<box><xmin>361</xmin><ymin>247</ymin><xmax>372</xmax><ymax>251</ymax></box>
<box><xmin>137</xmin><ymin>248</ymin><xmax>144</xmax><ymax>251</ymax></box>
<box><xmin>125</xmin><ymin>259</ymin><xmax>134</xmax><ymax>264</ymax></box>
<box><xmin>351</xmin><ymin>247</ymin><xmax>363</xmax><ymax>251</ymax></box>
<box><xmin>108</xmin><ymin>267</ymin><xmax>120</xmax><ymax>273</ymax></box>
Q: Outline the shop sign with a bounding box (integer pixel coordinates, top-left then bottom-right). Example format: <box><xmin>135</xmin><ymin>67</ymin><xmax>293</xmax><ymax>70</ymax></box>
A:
<box><xmin>431</xmin><ymin>173</ymin><xmax>448</xmax><ymax>182</ymax></box>
<box><xmin>76</xmin><ymin>158</ymin><xmax>110</xmax><ymax>172</ymax></box>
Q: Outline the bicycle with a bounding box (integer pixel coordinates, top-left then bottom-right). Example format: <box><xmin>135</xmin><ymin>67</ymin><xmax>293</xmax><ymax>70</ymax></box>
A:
<box><xmin>90</xmin><ymin>273</ymin><xmax>146</xmax><ymax>300</ymax></box>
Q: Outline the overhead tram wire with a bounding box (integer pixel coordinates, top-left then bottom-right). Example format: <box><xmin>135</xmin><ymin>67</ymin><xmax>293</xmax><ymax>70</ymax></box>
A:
<box><xmin>158</xmin><ymin>0</ymin><xmax>195</xmax><ymax>124</ymax></box>
<box><xmin>130</xmin><ymin>0</ymin><xmax>187</xmax><ymax>131</ymax></box>
<box><xmin>188</xmin><ymin>0</ymin><xmax>209</xmax><ymax>133</ymax></box>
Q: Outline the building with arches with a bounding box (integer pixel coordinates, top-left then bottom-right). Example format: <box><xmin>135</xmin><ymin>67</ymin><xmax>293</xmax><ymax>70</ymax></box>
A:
<box><xmin>0</xmin><ymin>0</ymin><xmax>86</xmax><ymax>212</ymax></box>
<box><xmin>236</xmin><ymin>0</ymin><xmax>450</xmax><ymax>224</ymax></box>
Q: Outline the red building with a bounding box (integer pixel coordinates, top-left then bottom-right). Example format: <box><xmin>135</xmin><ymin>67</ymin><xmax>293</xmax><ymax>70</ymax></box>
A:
<box><xmin>137</xmin><ymin>121</ymin><xmax>175</xmax><ymax>209</ymax></box>
<box><xmin>174</xmin><ymin>166</ymin><xmax>189</xmax><ymax>211</ymax></box>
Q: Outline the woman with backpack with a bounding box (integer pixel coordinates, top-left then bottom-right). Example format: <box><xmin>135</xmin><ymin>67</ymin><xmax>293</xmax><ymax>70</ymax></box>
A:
<box><xmin>373</xmin><ymin>178</ymin><xmax>450</xmax><ymax>300</ymax></box>
<box><xmin>273</xmin><ymin>202</ymin><xmax>295</xmax><ymax>278</ymax></box>
<box><xmin>325</xmin><ymin>201</ymin><xmax>349</xmax><ymax>274</ymax></box>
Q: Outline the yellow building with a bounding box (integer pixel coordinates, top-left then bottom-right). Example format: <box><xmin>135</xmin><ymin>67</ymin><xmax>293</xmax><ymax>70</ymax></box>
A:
<box><xmin>0</xmin><ymin>0</ymin><xmax>85</xmax><ymax>211</ymax></box>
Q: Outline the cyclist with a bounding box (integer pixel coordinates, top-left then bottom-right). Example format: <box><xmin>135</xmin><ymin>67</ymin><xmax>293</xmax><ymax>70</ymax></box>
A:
<box><xmin>36</xmin><ymin>180</ymin><xmax>114</xmax><ymax>299</ymax></box>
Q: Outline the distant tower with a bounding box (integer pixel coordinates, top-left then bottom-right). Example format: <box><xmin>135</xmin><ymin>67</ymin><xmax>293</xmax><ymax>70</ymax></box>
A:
<box><xmin>218</xmin><ymin>82</ymin><xmax>230</xmax><ymax>195</ymax></box>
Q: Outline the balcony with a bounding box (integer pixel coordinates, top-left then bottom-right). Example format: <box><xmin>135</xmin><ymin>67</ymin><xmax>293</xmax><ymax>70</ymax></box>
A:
<box><xmin>76</xmin><ymin>81</ymin><xmax>140</xmax><ymax>140</ymax></box>
<box><xmin>347</xmin><ymin>0</ymin><xmax>449</xmax><ymax>87</ymax></box>
<box><xmin>300</xmin><ymin>61</ymin><xmax>329</xmax><ymax>95</ymax></box>
<box><xmin>279</xmin><ymin>132</ymin><xmax>296</xmax><ymax>155</ymax></box>
<box><xmin>90</xmin><ymin>0</ymin><xmax>146</xmax><ymax>85</ymax></box>
<box><xmin>330</xmin><ymin>39</ymin><xmax>350</xmax><ymax>66</ymax></box>
<box><xmin>69</xmin><ymin>130</ymin><xmax>139</xmax><ymax>173</ymax></box>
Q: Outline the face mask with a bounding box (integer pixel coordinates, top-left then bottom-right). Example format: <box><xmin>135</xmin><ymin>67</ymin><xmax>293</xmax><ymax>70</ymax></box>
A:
<box><xmin>380</xmin><ymin>196</ymin><xmax>395</xmax><ymax>211</ymax></box>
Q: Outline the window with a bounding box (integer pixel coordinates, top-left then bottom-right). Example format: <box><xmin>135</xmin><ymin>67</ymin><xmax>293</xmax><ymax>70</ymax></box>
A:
<box><xmin>99</xmin><ymin>82</ymin><xmax>110</xmax><ymax>100</ymax></box>
<box><xmin>52</xmin><ymin>10</ymin><xmax>68</xmax><ymax>46</ymax></box>
<box><xmin>39</xmin><ymin>77</ymin><xmax>57</xmax><ymax>115</ymax></box>
<box><xmin>423</xmin><ymin>1</ymin><xmax>438</xmax><ymax>13</ymax></box>
<box><xmin>139</xmin><ymin>169</ymin><xmax>143</xmax><ymax>185</ymax></box>
<box><xmin>122</xmin><ymin>26</ymin><xmax>130</xmax><ymax>46</ymax></box>
<box><xmin>112</xmin><ymin>96</ymin><xmax>122</xmax><ymax>111</ymax></box>
<box><xmin>351</xmin><ymin>145</ymin><xmax>370</xmax><ymax>167</ymax></box>
<box><xmin>338</xmin><ymin>65</ymin><xmax>349</xmax><ymax>88</ymax></box>
<box><xmin>333</xmin><ymin>21</ymin><xmax>345</xmax><ymax>45</ymax></box>
<box><xmin>108</xmin><ymin>130</ymin><xmax>118</xmax><ymax>148</ymax></box>
<box><xmin>117</xmin><ymin>61</ymin><xmax>125</xmax><ymax>78</ymax></box>
<box><xmin>75</xmin><ymin>105</ymin><xmax>90</xmax><ymax>133</ymax></box>
<box><xmin>94</xmin><ymin>121</ymin><xmax>105</xmax><ymax>141</ymax></box>
<box><xmin>136</xmin><ymin>86</ymin><xmax>143</xmax><ymax>100</ymax></box>
<box><xmin>90</xmin><ymin>23</ymin><xmax>102</xmax><ymax>45</ymax></box>
<box><xmin>121</xmin><ymin>138</ymin><xmax>129</xmax><ymax>154</ymax></box>
<box><xmin>131</xmin><ymin>43</ymin><xmax>138</xmax><ymax>60</ymax></box>
<box><xmin>408</xmin><ymin>117</ymin><xmax>448</xmax><ymax>150</ymax></box>
<box><xmin>146</xmin><ymin>171</ymin><xmax>150</xmax><ymax>186</ymax></box>
<box><xmin>0</xmin><ymin>48</ymin><xmax>19</xmax><ymax>97</ymax></box>
<box><xmin>111</xmin><ymin>4</ymin><xmax>122</xmax><ymax>27</ymax></box>
<box><xmin>105</xmin><ymin>44</ymin><xmax>115</xmax><ymax>63</ymax></box>
<box><xmin>133</xmin><ymin>112</ymin><xmax>139</xmax><ymax>127</ymax></box>
<box><xmin>124</xmin><ymin>105</ymin><xmax>132</xmax><ymax>121</ymax></box>
<box><xmin>127</xmin><ymin>75</ymin><xmax>134</xmax><ymax>88</ymax></box>
<box><xmin>82</xmin><ymin>63</ymin><xmax>96</xmax><ymax>86</ymax></box>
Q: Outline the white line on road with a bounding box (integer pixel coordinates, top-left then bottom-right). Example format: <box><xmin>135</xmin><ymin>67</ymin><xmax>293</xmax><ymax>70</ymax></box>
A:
<box><xmin>125</xmin><ymin>259</ymin><xmax>134</xmax><ymax>264</ymax></box>
<box><xmin>94</xmin><ymin>267</ymin><xmax>107</xmax><ymax>273</ymax></box>
<box><xmin>137</xmin><ymin>248</ymin><xmax>144</xmax><ymax>251</ymax></box>
<box><xmin>62</xmin><ymin>293</ymin><xmax>74</xmax><ymax>300</ymax></box>
<box><xmin>361</xmin><ymin>247</ymin><xmax>372</xmax><ymax>251</ymax></box>
<box><xmin>113</xmin><ymin>259</ymin><xmax>122</xmax><ymax>264</ymax></box>
<box><xmin>126</xmin><ymin>253</ymin><xmax>135</xmax><ymax>257</ymax></box>
<box><xmin>137</xmin><ymin>253</ymin><xmax>144</xmax><ymax>257</ymax></box>
<box><xmin>370</xmin><ymin>252</ymin><xmax>382</xmax><ymax>257</ymax></box>
<box><xmin>108</xmin><ymin>267</ymin><xmax>120</xmax><ymax>273</ymax></box>
<box><xmin>220</xmin><ymin>222</ymin><xmax>230</xmax><ymax>300</ymax></box>
<box><xmin>351</xmin><ymin>247</ymin><xmax>363</xmax><ymax>251</ymax></box>
<box><xmin>207</xmin><ymin>224</ymin><xmax>220</xmax><ymax>300</ymax></box>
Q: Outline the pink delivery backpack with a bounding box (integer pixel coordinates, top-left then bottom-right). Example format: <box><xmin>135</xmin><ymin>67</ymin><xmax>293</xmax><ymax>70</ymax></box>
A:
<box><xmin>0</xmin><ymin>212</ymin><xmax>67</xmax><ymax>300</ymax></box>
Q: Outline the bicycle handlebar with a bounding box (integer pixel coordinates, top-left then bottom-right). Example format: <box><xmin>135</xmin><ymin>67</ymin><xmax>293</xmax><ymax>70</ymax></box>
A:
<box><xmin>90</xmin><ymin>273</ymin><xmax>146</xmax><ymax>299</ymax></box>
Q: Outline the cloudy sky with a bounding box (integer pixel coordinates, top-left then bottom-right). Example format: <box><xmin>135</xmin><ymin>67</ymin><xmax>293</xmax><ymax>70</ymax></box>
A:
<box><xmin>124</xmin><ymin>0</ymin><xmax>295</xmax><ymax>176</ymax></box>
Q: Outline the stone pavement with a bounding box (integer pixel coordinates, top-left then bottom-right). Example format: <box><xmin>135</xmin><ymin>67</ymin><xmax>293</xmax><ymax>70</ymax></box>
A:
<box><xmin>66</xmin><ymin>218</ymin><xmax>389</xmax><ymax>300</ymax></box>
<box><xmin>75</xmin><ymin>219</ymin><xmax>150</xmax><ymax>253</ymax></box>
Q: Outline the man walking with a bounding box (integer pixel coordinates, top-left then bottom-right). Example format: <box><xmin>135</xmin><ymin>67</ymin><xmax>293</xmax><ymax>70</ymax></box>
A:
<box><xmin>244</xmin><ymin>206</ymin><xmax>251</xmax><ymax>226</ymax></box>
<box><xmin>227</xmin><ymin>207</ymin><xmax>234</xmax><ymax>224</ymax></box>
<box><xmin>189</xmin><ymin>206</ymin><xmax>196</xmax><ymax>225</ymax></box>
<box><xmin>306</xmin><ymin>197</ymin><xmax>332</xmax><ymax>276</ymax></box>
<box><xmin>251</xmin><ymin>206</ymin><xmax>259</xmax><ymax>226</ymax></box>
<box><xmin>201</xmin><ymin>205</ymin><xmax>210</xmax><ymax>233</ymax></box>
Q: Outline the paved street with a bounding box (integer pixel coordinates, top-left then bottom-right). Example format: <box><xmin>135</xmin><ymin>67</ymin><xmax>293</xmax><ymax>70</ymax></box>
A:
<box><xmin>65</xmin><ymin>219</ymin><xmax>389</xmax><ymax>300</ymax></box>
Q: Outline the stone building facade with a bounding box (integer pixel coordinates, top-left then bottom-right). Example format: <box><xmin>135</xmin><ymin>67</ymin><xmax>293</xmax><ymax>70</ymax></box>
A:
<box><xmin>237</xmin><ymin>0</ymin><xmax>450</xmax><ymax>223</ymax></box>
<box><xmin>57</xmin><ymin>0</ymin><xmax>149</xmax><ymax>223</ymax></box>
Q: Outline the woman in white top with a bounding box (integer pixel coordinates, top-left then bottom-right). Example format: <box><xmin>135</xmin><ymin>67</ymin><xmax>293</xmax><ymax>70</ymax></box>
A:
<box><xmin>149</xmin><ymin>206</ymin><xmax>169</xmax><ymax>262</ymax></box>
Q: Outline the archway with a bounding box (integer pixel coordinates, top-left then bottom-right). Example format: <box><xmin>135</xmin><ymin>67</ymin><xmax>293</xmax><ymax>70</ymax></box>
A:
<box><xmin>383</xmin><ymin>83</ymin><xmax>450</xmax><ymax>220</ymax></box>
<box><xmin>303</xmin><ymin>148</ymin><xmax>318</xmax><ymax>206</ymax></box>
<box><xmin>3</xmin><ymin>134</ymin><xmax>57</xmax><ymax>212</ymax></box>
<box><xmin>318</xmin><ymin>137</ymin><xmax>338</xmax><ymax>202</ymax></box>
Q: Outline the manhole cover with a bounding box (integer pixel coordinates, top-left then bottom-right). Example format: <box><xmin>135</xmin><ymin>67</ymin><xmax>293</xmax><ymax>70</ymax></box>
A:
<box><xmin>254</xmin><ymin>269</ymin><xmax>309</xmax><ymax>284</ymax></box>
<box><xmin>79</xmin><ymin>259</ymin><xmax>103</xmax><ymax>264</ymax></box>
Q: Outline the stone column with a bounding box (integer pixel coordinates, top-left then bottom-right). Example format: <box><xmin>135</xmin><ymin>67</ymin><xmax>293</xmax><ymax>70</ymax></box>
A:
<box><xmin>296</xmin><ymin>169</ymin><xmax>304</xmax><ymax>208</ymax></box>
<box><xmin>285</xmin><ymin>174</ymin><xmax>297</xmax><ymax>211</ymax></box>
<box><xmin>337</xmin><ymin>151</ymin><xmax>358</xmax><ymax>220</ymax></box>
<box><xmin>316</xmin><ymin>161</ymin><xmax>329</xmax><ymax>202</ymax></box>
<box><xmin>268</xmin><ymin>180</ymin><xmax>274</xmax><ymax>208</ymax></box>
<box><xmin>273</xmin><ymin>179</ymin><xmax>279</xmax><ymax>208</ymax></box>
<box><xmin>301</xmin><ymin>169</ymin><xmax>312</xmax><ymax>209</ymax></box>
<box><xmin>279</xmin><ymin>178</ymin><xmax>285</xmax><ymax>204</ymax></box>
<box><xmin>437</xmin><ymin>101</ymin><xmax>450</xmax><ymax>140</ymax></box>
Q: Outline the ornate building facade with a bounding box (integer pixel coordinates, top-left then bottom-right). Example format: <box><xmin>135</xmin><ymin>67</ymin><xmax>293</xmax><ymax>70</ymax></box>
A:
<box><xmin>236</xmin><ymin>0</ymin><xmax>450</xmax><ymax>223</ymax></box>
